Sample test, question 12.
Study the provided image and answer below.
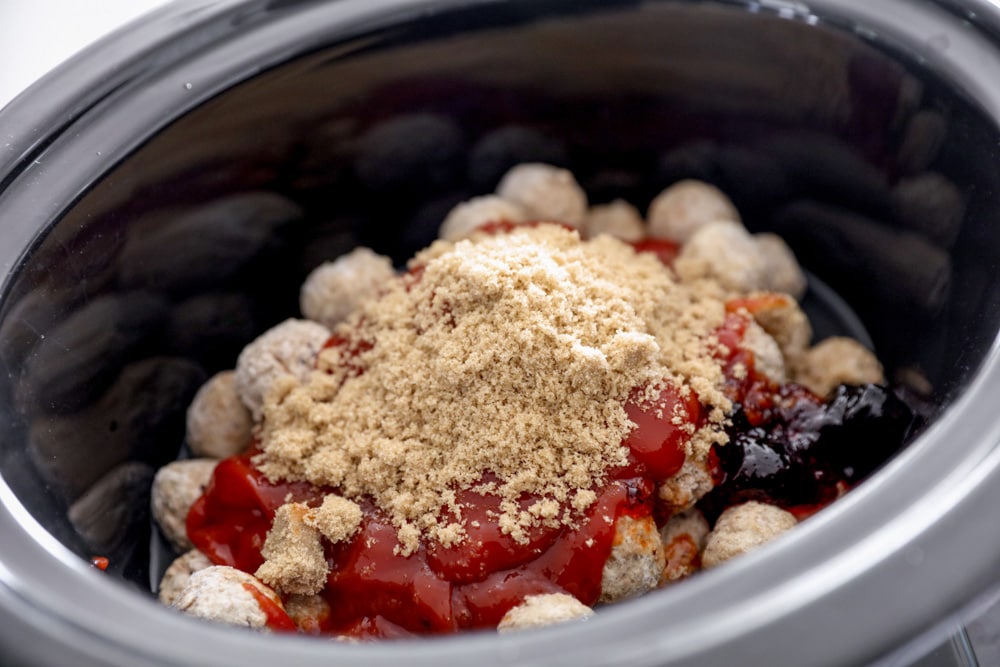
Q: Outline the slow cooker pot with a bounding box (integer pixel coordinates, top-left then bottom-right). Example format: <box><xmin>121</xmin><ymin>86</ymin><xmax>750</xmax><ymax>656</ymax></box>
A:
<box><xmin>1</xmin><ymin>0</ymin><xmax>1000</xmax><ymax>664</ymax></box>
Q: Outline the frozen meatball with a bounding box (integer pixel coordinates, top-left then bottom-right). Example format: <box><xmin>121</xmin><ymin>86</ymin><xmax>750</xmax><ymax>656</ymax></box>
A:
<box><xmin>495</xmin><ymin>163</ymin><xmax>588</xmax><ymax>228</ymax></box>
<box><xmin>702</xmin><ymin>501</ymin><xmax>797</xmax><ymax>568</ymax></box>
<box><xmin>658</xmin><ymin>458</ymin><xmax>715</xmax><ymax>514</ymax></box>
<box><xmin>151</xmin><ymin>459</ymin><xmax>218</xmax><ymax>552</ymax></box>
<box><xmin>172</xmin><ymin>566</ymin><xmax>285</xmax><ymax>630</ymax></box>
<box><xmin>674</xmin><ymin>222</ymin><xmax>766</xmax><ymax>294</ymax></box>
<box><xmin>742</xmin><ymin>321</ymin><xmax>786</xmax><ymax>383</ymax></box>
<box><xmin>792</xmin><ymin>336</ymin><xmax>885</xmax><ymax>398</ymax></box>
<box><xmin>660</xmin><ymin>509</ymin><xmax>710</xmax><ymax>584</ymax></box>
<box><xmin>647</xmin><ymin>180</ymin><xmax>741</xmax><ymax>243</ymax></box>
<box><xmin>299</xmin><ymin>247</ymin><xmax>395</xmax><ymax>330</ymax></box>
<box><xmin>598</xmin><ymin>514</ymin><xmax>665</xmax><ymax>604</ymax></box>
<box><xmin>738</xmin><ymin>292</ymin><xmax>813</xmax><ymax>360</ymax></box>
<box><xmin>234</xmin><ymin>318</ymin><xmax>330</xmax><ymax>420</ymax></box>
<box><xmin>583</xmin><ymin>199</ymin><xmax>646</xmax><ymax>242</ymax></box>
<box><xmin>158</xmin><ymin>549</ymin><xmax>213</xmax><ymax>605</ymax></box>
<box><xmin>284</xmin><ymin>594</ymin><xmax>332</xmax><ymax>634</ymax></box>
<box><xmin>186</xmin><ymin>371</ymin><xmax>253</xmax><ymax>459</ymax></box>
<box><xmin>439</xmin><ymin>195</ymin><xmax>528</xmax><ymax>241</ymax></box>
<box><xmin>497</xmin><ymin>593</ymin><xmax>594</xmax><ymax>633</ymax></box>
<box><xmin>754</xmin><ymin>233</ymin><xmax>807</xmax><ymax>300</ymax></box>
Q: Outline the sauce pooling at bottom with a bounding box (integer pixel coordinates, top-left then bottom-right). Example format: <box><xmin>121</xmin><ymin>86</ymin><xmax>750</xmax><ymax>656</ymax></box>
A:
<box><xmin>188</xmin><ymin>456</ymin><xmax>654</xmax><ymax>637</ymax></box>
<box><xmin>187</xmin><ymin>377</ymin><xmax>686</xmax><ymax>638</ymax></box>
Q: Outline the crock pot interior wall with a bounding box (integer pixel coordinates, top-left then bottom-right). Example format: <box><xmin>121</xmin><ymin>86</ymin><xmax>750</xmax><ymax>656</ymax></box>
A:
<box><xmin>1</xmin><ymin>0</ymin><xmax>998</xmax><ymax>598</ymax></box>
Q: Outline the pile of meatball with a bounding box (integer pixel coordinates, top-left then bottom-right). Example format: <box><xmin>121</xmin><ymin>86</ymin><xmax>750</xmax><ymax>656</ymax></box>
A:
<box><xmin>151</xmin><ymin>164</ymin><xmax>884</xmax><ymax>635</ymax></box>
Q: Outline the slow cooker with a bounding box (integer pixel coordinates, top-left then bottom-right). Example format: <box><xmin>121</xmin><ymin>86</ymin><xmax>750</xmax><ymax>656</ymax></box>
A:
<box><xmin>1</xmin><ymin>0</ymin><xmax>999</xmax><ymax>664</ymax></box>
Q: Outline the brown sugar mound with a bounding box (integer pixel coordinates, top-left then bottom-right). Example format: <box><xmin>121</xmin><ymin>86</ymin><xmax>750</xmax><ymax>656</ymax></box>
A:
<box><xmin>257</xmin><ymin>225</ymin><xmax>730</xmax><ymax>554</ymax></box>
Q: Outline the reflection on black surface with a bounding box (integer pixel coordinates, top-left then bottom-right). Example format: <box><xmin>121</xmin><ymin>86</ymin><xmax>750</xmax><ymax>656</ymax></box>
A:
<box><xmin>28</xmin><ymin>357</ymin><xmax>205</xmax><ymax>500</ymax></box>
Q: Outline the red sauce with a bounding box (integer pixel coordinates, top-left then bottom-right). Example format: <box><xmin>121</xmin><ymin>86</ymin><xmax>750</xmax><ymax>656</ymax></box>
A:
<box><xmin>623</xmin><ymin>384</ymin><xmax>696</xmax><ymax>480</ymax></box>
<box><xmin>629</xmin><ymin>238</ymin><xmax>682</xmax><ymax>266</ymax></box>
<box><xmin>475</xmin><ymin>220</ymin><xmax>577</xmax><ymax>236</ymax></box>
<box><xmin>662</xmin><ymin>534</ymin><xmax>700</xmax><ymax>580</ymax></box>
<box><xmin>187</xmin><ymin>455</ymin><xmax>323</xmax><ymax>574</ymax></box>
<box><xmin>241</xmin><ymin>582</ymin><xmax>299</xmax><ymax>633</ymax></box>
<box><xmin>188</xmin><ymin>378</ymin><xmax>690</xmax><ymax>638</ymax></box>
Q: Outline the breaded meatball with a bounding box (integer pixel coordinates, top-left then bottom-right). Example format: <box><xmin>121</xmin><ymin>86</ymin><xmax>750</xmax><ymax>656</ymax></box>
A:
<box><xmin>598</xmin><ymin>514</ymin><xmax>665</xmax><ymax>604</ymax></box>
<box><xmin>495</xmin><ymin>163</ymin><xmax>588</xmax><ymax>228</ymax></box>
<box><xmin>158</xmin><ymin>550</ymin><xmax>213</xmax><ymax>605</ymax></box>
<box><xmin>497</xmin><ymin>593</ymin><xmax>594</xmax><ymax>633</ymax></box>
<box><xmin>583</xmin><ymin>199</ymin><xmax>646</xmax><ymax>242</ymax></box>
<box><xmin>741</xmin><ymin>321</ymin><xmax>786</xmax><ymax>384</ymax></box>
<box><xmin>674</xmin><ymin>222</ymin><xmax>766</xmax><ymax>294</ymax></box>
<box><xmin>738</xmin><ymin>292</ymin><xmax>813</xmax><ymax>359</ymax></box>
<box><xmin>284</xmin><ymin>594</ymin><xmax>332</xmax><ymax>634</ymax></box>
<box><xmin>792</xmin><ymin>336</ymin><xmax>885</xmax><ymax>397</ymax></box>
<box><xmin>439</xmin><ymin>195</ymin><xmax>528</xmax><ymax>241</ymax></box>
<box><xmin>647</xmin><ymin>180</ymin><xmax>741</xmax><ymax>243</ymax></box>
<box><xmin>172</xmin><ymin>566</ymin><xmax>285</xmax><ymax>630</ymax></box>
<box><xmin>754</xmin><ymin>233</ymin><xmax>808</xmax><ymax>300</ymax></box>
<box><xmin>234</xmin><ymin>318</ymin><xmax>330</xmax><ymax>420</ymax></box>
<box><xmin>658</xmin><ymin>457</ymin><xmax>715</xmax><ymax>514</ymax></box>
<box><xmin>299</xmin><ymin>248</ymin><xmax>395</xmax><ymax>330</ymax></box>
<box><xmin>186</xmin><ymin>371</ymin><xmax>253</xmax><ymax>459</ymax></box>
<box><xmin>660</xmin><ymin>509</ymin><xmax>710</xmax><ymax>584</ymax></box>
<box><xmin>702</xmin><ymin>501</ymin><xmax>797</xmax><ymax>568</ymax></box>
<box><xmin>151</xmin><ymin>459</ymin><xmax>218</xmax><ymax>552</ymax></box>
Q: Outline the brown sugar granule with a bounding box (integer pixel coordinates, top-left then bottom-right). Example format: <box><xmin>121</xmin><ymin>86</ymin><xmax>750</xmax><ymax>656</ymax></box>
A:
<box><xmin>303</xmin><ymin>494</ymin><xmax>363</xmax><ymax>544</ymax></box>
<box><xmin>254</xmin><ymin>503</ymin><xmax>327</xmax><ymax>595</ymax></box>
<box><xmin>258</xmin><ymin>225</ymin><xmax>731</xmax><ymax>554</ymax></box>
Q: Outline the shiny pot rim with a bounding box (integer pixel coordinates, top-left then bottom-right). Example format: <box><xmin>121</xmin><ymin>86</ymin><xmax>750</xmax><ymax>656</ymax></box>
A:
<box><xmin>1</xmin><ymin>1</ymin><xmax>1000</xmax><ymax>665</ymax></box>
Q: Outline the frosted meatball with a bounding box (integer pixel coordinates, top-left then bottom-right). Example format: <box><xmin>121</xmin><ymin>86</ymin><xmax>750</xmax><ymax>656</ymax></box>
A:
<box><xmin>702</xmin><ymin>501</ymin><xmax>797</xmax><ymax>568</ymax></box>
<box><xmin>186</xmin><ymin>371</ymin><xmax>252</xmax><ymax>459</ymax></box>
<box><xmin>172</xmin><ymin>566</ymin><xmax>284</xmax><ymax>630</ymax></box>
<box><xmin>742</xmin><ymin>321</ymin><xmax>786</xmax><ymax>383</ymax></box>
<box><xmin>660</xmin><ymin>509</ymin><xmax>710</xmax><ymax>584</ymax></box>
<box><xmin>754</xmin><ymin>233</ymin><xmax>807</xmax><ymax>300</ymax></box>
<box><xmin>439</xmin><ymin>195</ymin><xmax>528</xmax><ymax>241</ymax></box>
<box><xmin>743</xmin><ymin>293</ymin><xmax>813</xmax><ymax>359</ymax></box>
<box><xmin>647</xmin><ymin>180</ymin><xmax>741</xmax><ymax>243</ymax></box>
<box><xmin>158</xmin><ymin>550</ymin><xmax>213</xmax><ymax>605</ymax></box>
<box><xmin>658</xmin><ymin>458</ymin><xmax>715</xmax><ymax>514</ymax></box>
<box><xmin>299</xmin><ymin>248</ymin><xmax>395</xmax><ymax>330</ymax></box>
<box><xmin>234</xmin><ymin>318</ymin><xmax>330</xmax><ymax>420</ymax></box>
<box><xmin>284</xmin><ymin>594</ymin><xmax>332</xmax><ymax>633</ymax></box>
<box><xmin>598</xmin><ymin>514</ymin><xmax>665</xmax><ymax>604</ymax></box>
<box><xmin>583</xmin><ymin>199</ymin><xmax>646</xmax><ymax>242</ymax></box>
<box><xmin>151</xmin><ymin>459</ymin><xmax>218</xmax><ymax>552</ymax></box>
<box><xmin>674</xmin><ymin>222</ymin><xmax>767</xmax><ymax>294</ymax></box>
<box><xmin>792</xmin><ymin>336</ymin><xmax>885</xmax><ymax>397</ymax></box>
<box><xmin>495</xmin><ymin>163</ymin><xmax>588</xmax><ymax>228</ymax></box>
<box><xmin>497</xmin><ymin>593</ymin><xmax>594</xmax><ymax>633</ymax></box>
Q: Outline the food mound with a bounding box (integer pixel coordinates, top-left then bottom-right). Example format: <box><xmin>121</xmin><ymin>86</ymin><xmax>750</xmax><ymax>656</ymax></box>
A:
<box><xmin>152</xmin><ymin>166</ymin><xmax>918</xmax><ymax>638</ymax></box>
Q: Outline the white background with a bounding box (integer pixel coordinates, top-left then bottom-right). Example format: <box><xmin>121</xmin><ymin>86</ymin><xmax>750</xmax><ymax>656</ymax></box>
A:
<box><xmin>0</xmin><ymin>0</ymin><xmax>169</xmax><ymax>109</ymax></box>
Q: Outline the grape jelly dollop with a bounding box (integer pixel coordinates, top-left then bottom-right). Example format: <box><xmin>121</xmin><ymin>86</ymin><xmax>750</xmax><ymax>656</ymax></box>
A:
<box><xmin>700</xmin><ymin>384</ymin><xmax>920</xmax><ymax>521</ymax></box>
